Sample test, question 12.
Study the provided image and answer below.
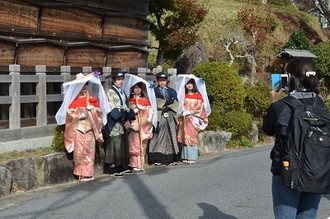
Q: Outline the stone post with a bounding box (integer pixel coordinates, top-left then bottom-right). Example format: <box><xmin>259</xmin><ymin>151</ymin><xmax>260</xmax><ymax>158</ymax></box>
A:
<box><xmin>60</xmin><ymin>66</ymin><xmax>71</xmax><ymax>96</ymax></box>
<box><xmin>36</xmin><ymin>65</ymin><xmax>47</xmax><ymax>127</ymax></box>
<box><xmin>103</xmin><ymin>67</ymin><xmax>112</xmax><ymax>91</ymax></box>
<box><xmin>82</xmin><ymin>67</ymin><xmax>92</xmax><ymax>74</ymax></box>
<box><xmin>9</xmin><ymin>64</ymin><xmax>21</xmax><ymax>129</ymax></box>
<box><xmin>167</xmin><ymin>68</ymin><xmax>177</xmax><ymax>88</ymax></box>
<box><xmin>137</xmin><ymin>68</ymin><xmax>147</xmax><ymax>80</ymax></box>
<box><xmin>120</xmin><ymin>68</ymin><xmax>129</xmax><ymax>73</ymax></box>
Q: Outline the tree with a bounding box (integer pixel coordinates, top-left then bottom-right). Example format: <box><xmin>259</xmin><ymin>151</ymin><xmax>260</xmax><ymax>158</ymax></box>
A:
<box><xmin>218</xmin><ymin>20</ymin><xmax>246</xmax><ymax>66</ymax></box>
<box><xmin>268</xmin><ymin>0</ymin><xmax>292</xmax><ymax>6</ymax></box>
<box><xmin>237</xmin><ymin>6</ymin><xmax>277</xmax><ymax>83</ymax></box>
<box><xmin>149</xmin><ymin>0</ymin><xmax>207</xmax><ymax>66</ymax></box>
<box><xmin>311</xmin><ymin>42</ymin><xmax>330</xmax><ymax>86</ymax></box>
<box><xmin>294</xmin><ymin>0</ymin><xmax>330</xmax><ymax>26</ymax></box>
<box><xmin>282</xmin><ymin>29</ymin><xmax>311</xmax><ymax>50</ymax></box>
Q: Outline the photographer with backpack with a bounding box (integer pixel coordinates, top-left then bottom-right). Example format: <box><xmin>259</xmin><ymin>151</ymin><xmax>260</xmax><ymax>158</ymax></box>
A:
<box><xmin>263</xmin><ymin>57</ymin><xmax>329</xmax><ymax>219</ymax></box>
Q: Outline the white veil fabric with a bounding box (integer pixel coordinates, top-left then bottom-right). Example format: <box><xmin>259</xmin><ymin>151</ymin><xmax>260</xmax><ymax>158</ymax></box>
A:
<box><xmin>176</xmin><ymin>74</ymin><xmax>211</xmax><ymax>116</ymax></box>
<box><xmin>122</xmin><ymin>73</ymin><xmax>158</xmax><ymax>128</ymax></box>
<box><xmin>55</xmin><ymin>73</ymin><xmax>111</xmax><ymax>125</ymax></box>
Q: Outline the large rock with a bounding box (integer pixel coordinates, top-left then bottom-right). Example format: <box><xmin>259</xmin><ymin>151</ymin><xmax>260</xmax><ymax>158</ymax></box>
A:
<box><xmin>249</xmin><ymin>123</ymin><xmax>259</xmax><ymax>143</ymax></box>
<box><xmin>6</xmin><ymin>157</ymin><xmax>37</xmax><ymax>191</ymax></box>
<box><xmin>33</xmin><ymin>157</ymin><xmax>46</xmax><ymax>186</ymax></box>
<box><xmin>175</xmin><ymin>36</ymin><xmax>209</xmax><ymax>74</ymax></box>
<box><xmin>43</xmin><ymin>153</ymin><xmax>74</xmax><ymax>184</ymax></box>
<box><xmin>0</xmin><ymin>164</ymin><xmax>12</xmax><ymax>197</ymax></box>
<box><xmin>199</xmin><ymin>131</ymin><xmax>232</xmax><ymax>154</ymax></box>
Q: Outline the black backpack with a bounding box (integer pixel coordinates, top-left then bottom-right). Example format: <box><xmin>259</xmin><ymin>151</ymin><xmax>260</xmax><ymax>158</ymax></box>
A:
<box><xmin>281</xmin><ymin>96</ymin><xmax>330</xmax><ymax>194</ymax></box>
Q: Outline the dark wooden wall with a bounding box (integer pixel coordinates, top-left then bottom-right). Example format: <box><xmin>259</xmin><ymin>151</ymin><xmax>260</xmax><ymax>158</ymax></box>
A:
<box><xmin>0</xmin><ymin>0</ymin><xmax>150</xmax><ymax>69</ymax></box>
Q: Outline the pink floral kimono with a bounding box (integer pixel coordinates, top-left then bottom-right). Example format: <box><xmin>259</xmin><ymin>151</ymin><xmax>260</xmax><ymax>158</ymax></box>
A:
<box><xmin>64</xmin><ymin>96</ymin><xmax>103</xmax><ymax>178</ymax></box>
<box><xmin>128</xmin><ymin>97</ymin><xmax>153</xmax><ymax>170</ymax></box>
<box><xmin>177</xmin><ymin>93</ymin><xmax>208</xmax><ymax>161</ymax></box>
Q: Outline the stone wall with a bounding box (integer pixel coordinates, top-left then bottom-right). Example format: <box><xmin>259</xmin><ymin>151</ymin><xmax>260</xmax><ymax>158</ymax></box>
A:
<box><xmin>0</xmin><ymin>131</ymin><xmax>231</xmax><ymax>198</ymax></box>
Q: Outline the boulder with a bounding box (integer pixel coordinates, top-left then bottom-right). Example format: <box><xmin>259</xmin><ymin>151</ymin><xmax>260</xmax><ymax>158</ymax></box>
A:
<box><xmin>0</xmin><ymin>164</ymin><xmax>12</xmax><ymax>197</ymax></box>
<box><xmin>6</xmin><ymin>157</ymin><xmax>37</xmax><ymax>190</ymax></box>
<box><xmin>199</xmin><ymin>131</ymin><xmax>232</xmax><ymax>154</ymax></box>
<box><xmin>249</xmin><ymin>123</ymin><xmax>259</xmax><ymax>143</ymax></box>
<box><xmin>33</xmin><ymin>157</ymin><xmax>45</xmax><ymax>186</ymax></box>
<box><xmin>43</xmin><ymin>153</ymin><xmax>74</xmax><ymax>184</ymax></box>
<box><xmin>175</xmin><ymin>36</ymin><xmax>209</xmax><ymax>74</ymax></box>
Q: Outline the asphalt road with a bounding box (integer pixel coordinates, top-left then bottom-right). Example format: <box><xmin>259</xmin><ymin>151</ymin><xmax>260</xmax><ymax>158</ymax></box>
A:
<box><xmin>1</xmin><ymin>144</ymin><xmax>330</xmax><ymax>219</ymax></box>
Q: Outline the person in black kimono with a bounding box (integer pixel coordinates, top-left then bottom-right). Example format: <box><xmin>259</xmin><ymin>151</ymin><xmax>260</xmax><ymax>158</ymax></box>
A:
<box><xmin>148</xmin><ymin>72</ymin><xmax>180</xmax><ymax>166</ymax></box>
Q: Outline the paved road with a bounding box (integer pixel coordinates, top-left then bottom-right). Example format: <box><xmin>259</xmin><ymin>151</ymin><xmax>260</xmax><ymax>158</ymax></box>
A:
<box><xmin>1</xmin><ymin>144</ymin><xmax>330</xmax><ymax>219</ymax></box>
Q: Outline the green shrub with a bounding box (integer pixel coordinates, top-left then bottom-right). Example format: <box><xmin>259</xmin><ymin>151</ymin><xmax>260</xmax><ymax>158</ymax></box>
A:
<box><xmin>282</xmin><ymin>29</ymin><xmax>311</xmax><ymax>50</ymax></box>
<box><xmin>324</xmin><ymin>98</ymin><xmax>330</xmax><ymax>110</ymax></box>
<box><xmin>225</xmin><ymin>137</ymin><xmax>253</xmax><ymax>148</ymax></box>
<box><xmin>244</xmin><ymin>80</ymin><xmax>272</xmax><ymax>119</ymax></box>
<box><xmin>194</xmin><ymin>61</ymin><xmax>246</xmax><ymax>112</ymax></box>
<box><xmin>52</xmin><ymin>125</ymin><xmax>65</xmax><ymax>152</ymax></box>
<box><xmin>205</xmin><ymin>104</ymin><xmax>223</xmax><ymax>131</ymax></box>
<box><xmin>219</xmin><ymin>111</ymin><xmax>253</xmax><ymax>140</ymax></box>
<box><xmin>225</xmin><ymin>141</ymin><xmax>236</xmax><ymax>148</ymax></box>
<box><xmin>239</xmin><ymin>137</ymin><xmax>253</xmax><ymax>148</ymax></box>
<box><xmin>268</xmin><ymin>0</ymin><xmax>291</xmax><ymax>6</ymax></box>
<box><xmin>311</xmin><ymin>42</ymin><xmax>330</xmax><ymax>81</ymax></box>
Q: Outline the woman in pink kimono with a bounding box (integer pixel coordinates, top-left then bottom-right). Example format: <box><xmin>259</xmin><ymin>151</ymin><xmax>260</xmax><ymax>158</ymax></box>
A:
<box><xmin>122</xmin><ymin>74</ymin><xmax>157</xmax><ymax>172</ymax></box>
<box><xmin>56</xmin><ymin>73</ymin><xmax>110</xmax><ymax>182</ymax></box>
<box><xmin>176</xmin><ymin>75</ymin><xmax>211</xmax><ymax>163</ymax></box>
<box><xmin>128</xmin><ymin>82</ymin><xmax>154</xmax><ymax>171</ymax></box>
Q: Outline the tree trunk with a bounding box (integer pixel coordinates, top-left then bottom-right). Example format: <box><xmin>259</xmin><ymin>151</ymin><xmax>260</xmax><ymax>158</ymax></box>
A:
<box><xmin>156</xmin><ymin>49</ymin><xmax>165</xmax><ymax>66</ymax></box>
<box><xmin>250</xmin><ymin>58</ymin><xmax>257</xmax><ymax>84</ymax></box>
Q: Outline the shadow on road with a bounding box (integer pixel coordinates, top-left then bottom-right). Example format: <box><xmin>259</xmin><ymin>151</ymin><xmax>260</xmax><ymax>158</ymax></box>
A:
<box><xmin>0</xmin><ymin>179</ymin><xmax>115</xmax><ymax>219</ymax></box>
<box><xmin>125</xmin><ymin>174</ymin><xmax>172</xmax><ymax>219</ymax></box>
<box><xmin>323</xmin><ymin>194</ymin><xmax>330</xmax><ymax>200</ymax></box>
<box><xmin>197</xmin><ymin>203</ymin><xmax>237</xmax><ymax>219</ymax></box>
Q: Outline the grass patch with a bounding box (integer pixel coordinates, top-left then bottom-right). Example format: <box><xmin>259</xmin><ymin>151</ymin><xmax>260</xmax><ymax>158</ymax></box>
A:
<box><xmin>0</xmin><ymin>147</ymin><xmax>56</xmax><ymax>163</ymax></box>
<box><xmin>197</xmin><ymin>0</ymin><xmax>327</xmax><ymax>62</ymax></box>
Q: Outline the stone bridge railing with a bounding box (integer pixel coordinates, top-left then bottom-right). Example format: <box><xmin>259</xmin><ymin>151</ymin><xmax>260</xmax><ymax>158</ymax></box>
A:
<box><xmin>0</xmin><ymin>64</ymin><xmax>177</xmax><ymax>152</ymax></box>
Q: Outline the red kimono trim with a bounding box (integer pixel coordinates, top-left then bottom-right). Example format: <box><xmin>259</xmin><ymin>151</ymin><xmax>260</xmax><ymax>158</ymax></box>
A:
<box><xmin>69</xmin><ymin>97</ymin><xmax>99</xmax><ymax>109</ymax></box>
<box><xmin>129</xmin><ymin>97</ymin><xmax>151</xmax><ymax>106</ymax></box>
<box><xmin>185</xmin><ymin>93</ymin><xmax>203</xmax><ymax>100</ymax></box>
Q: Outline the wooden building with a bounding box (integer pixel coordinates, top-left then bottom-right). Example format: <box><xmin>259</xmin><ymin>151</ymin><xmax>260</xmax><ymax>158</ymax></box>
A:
<box><xmin>0</xmin><ymin>0</ymin><xmax>150</xmax><ymax>71</ymax></box>
<box><xmin>0</xmin><ymin>0</ymin><xmax>151</xmax><ymax>131</ymax></box>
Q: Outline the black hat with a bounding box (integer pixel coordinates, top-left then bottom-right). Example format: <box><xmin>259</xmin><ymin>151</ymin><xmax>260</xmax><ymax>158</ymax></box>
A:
<box><xmin>105</xmin><ymin>72</ymin><xmax>125</xmax><ymax>79</ymax></box>
<box><xmin>155</xmin><ymin>72</ymin><xmax>169</xmax><ymax>78</ymax></box>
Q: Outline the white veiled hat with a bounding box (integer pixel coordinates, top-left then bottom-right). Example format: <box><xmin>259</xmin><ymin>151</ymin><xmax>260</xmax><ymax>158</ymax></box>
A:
<box><xmin>55</xmin><ymin>72</ymin><xmax>111</xmax><ymax>125</ymax></box>
<box><xmin>122</xmin><ymin>73</ymin><xmax>158</xmax><ymax>128</ymax></box>
<box><xmin>175</xmin><ymin>74</ymin><xmax>211</xmax><ymax>116</ymax></box>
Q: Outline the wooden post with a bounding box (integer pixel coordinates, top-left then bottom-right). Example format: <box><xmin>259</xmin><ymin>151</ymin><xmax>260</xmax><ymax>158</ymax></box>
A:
<box><xmin>103</xmin><ymin>67</ymin><xmax>112</xmax><ymax>91</ymax></box>
<box><xmin>36</xmin><ymin>65</ymin><xmax>47</xmax><ymax>127</ymax></box>
<box><xmin>9</xmin><ymin>64</ymin><xmax>21</xmax><ymax>129</ymax></box>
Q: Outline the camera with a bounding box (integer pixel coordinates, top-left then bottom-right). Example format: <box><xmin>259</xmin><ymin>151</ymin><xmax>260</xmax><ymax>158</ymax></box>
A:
<box><xmin>271</xmin><ymin>74</ymin><xmax>288</xmax><ymax>91</ymax></box>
